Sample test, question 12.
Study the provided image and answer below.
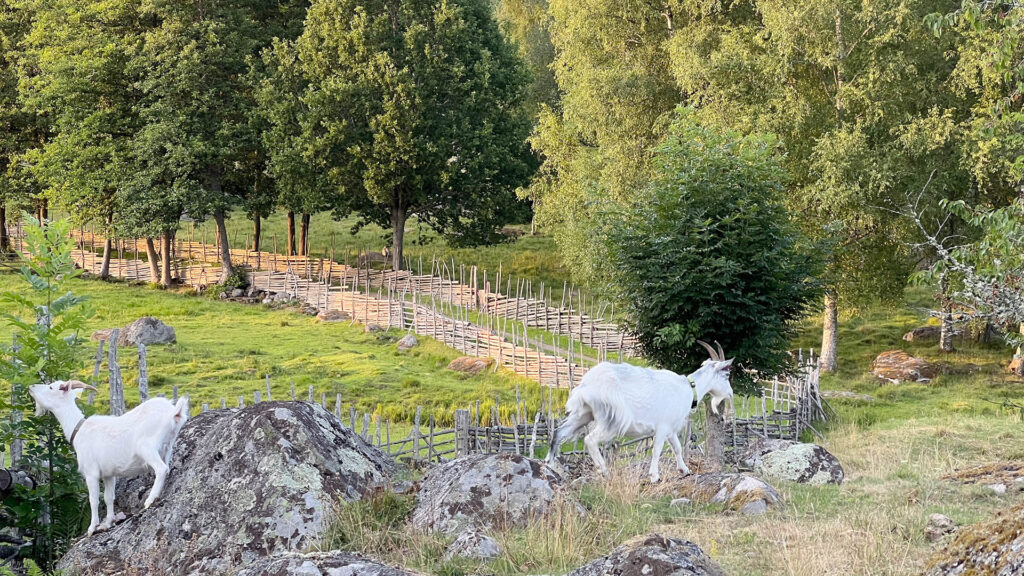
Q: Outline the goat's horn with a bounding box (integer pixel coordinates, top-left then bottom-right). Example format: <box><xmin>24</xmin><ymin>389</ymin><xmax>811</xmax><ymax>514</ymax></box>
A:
<box><xmin>696</xmin><ymin>340</ymin><xmax>720</xmax><ymax>361</ymax></box>
<box><xmin>714</xmin><ymin>340</ymin><xmax>725</xmax><ymax>360</ymax></box>
<box><xmin>68</xmin><ymin>380</ymin><xmax>98</xmax><ymax>392</ymax></box>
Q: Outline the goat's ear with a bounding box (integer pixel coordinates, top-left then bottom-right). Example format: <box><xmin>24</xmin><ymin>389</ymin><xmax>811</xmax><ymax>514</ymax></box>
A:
<box><xmin>719</xmin><ymin>358</ymin><xmax>734</xmax><ymax>370</ymax></box>
<box><xmin>57</xmin><ymin>381</ymin><xmax>70</xmax><ymax>393</ymax></box>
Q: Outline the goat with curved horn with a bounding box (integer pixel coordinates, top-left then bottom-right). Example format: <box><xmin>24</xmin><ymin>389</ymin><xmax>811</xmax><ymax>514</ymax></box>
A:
<box><xmin>548</xmin><ymin>340</ymin><xmax>736</xmax><ymax>482</ymax></box>
<box><xmin>696</xmin><ymin>340</ymin><xmax>720</xmax><ymax>361</ymax></box>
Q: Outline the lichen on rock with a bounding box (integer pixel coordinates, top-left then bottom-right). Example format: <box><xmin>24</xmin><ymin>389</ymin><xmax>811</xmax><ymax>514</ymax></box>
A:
<box><xmin>411</xmin><ymin>453</ymin><xmax>580</xmax><ymax>534</ymax></box>
<box><xmin>58</xmin><ymin>402</ymin><xmax>393</xmax><ymax>576</ymax></box>
<box><xmin>739</xmin><ymin>439</ymin><xmax>844</xmax><ymax>485</ymax></box>
<box><xmin>567</xmin><ymin>534</ymin><xmax>728</xmax><ymax>576</ymax></box>
<box><xmin>922</xmin><ymin>502</ymin><xmax>1024</xmax><ymax>576</ymax></box>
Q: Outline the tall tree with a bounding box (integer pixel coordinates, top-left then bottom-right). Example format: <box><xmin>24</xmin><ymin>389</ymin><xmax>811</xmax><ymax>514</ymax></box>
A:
<box><xmin>529</xmin><ymin>0</ymin><xmax>679</xmax><ymax>282</ymax></box>
<box><xmin>129</xmin><ymin>0</ymin><xmax>266</xmax><ymax>284</ymax></box>
<box><xmin>19</xmin><ymin>0</ymin><xmax>142</xmax><ymax>279</ymax></box>
<box><xmin>282</xmin><ymin>0</ymin><xmax>533</xmax><ymax>270</ymax></box>
<box><xmin>666</xmin><ymin>0</ymin><xmax>981</xmax><ymax>370</ymax></box>
<box><xmin>0</xmin><ymin>0</ymin><xmax>42</xmax><ymax>252</ymax></box>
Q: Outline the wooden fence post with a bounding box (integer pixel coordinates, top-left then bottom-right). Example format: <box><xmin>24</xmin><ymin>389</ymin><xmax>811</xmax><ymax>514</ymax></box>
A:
<box><xmin>455</xmin><ymin>409</ymin><xmax>470</xmax><ymax>457</ymax></box>
<box><xmin>108</xmin><ymin>329</ymin><xmax>125</xmax><ymax>416</ymax></box>
<box><xmin>138</xmin><ymin>343</ymin><xmax>148</xmax><ymax>402</ymax></box>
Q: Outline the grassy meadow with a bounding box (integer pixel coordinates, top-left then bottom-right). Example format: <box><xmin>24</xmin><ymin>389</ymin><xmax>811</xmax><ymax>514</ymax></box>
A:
<box><xmin>4</xmin><ymin>249</ymin><xmax>1024</xmax><ymax>575</ymax></box>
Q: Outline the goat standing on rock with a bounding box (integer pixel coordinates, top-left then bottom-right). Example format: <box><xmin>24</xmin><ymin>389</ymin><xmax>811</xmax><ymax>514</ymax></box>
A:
<box><xmin>29</xmin><ymin>380</ymin><xmax>189</xmax><ymax>536</ymax></box>
<box><xmin>547</xmin><ymin>341</ymin><xmax>734</xmax><ymax>482</ymax></box>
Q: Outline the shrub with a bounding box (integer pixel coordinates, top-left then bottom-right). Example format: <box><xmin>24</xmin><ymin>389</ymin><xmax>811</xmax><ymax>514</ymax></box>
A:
<box><xmin>0</xmin><ymin>217</ymin><xmax>92</xmax><ymax>568</ymax></box>
<box><xmin>601</xmin><ymin>109</ymin><xmax>823</xmax><ymax>393</ymax></box>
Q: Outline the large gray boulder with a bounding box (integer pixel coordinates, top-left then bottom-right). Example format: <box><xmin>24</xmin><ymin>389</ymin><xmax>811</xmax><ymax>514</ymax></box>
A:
<box><xmin>118</xmin><ymin>316</ymin><xmax>176</xmax><ymax>346</ymax></box>
<box><xmin>58</xmin><ymin>402</ymin><xmax>393</xmax><ymax>576</ymax></box>
<box><xmin>412</xmin><ymin>453</ymin><xmax>578</xmax><ymax>534</ymax></box>
<box><xmin>231</xmin><ymin>552</ymin><xmax>420</xmax><ymax>576</ymax></box>
<box><xmin>669</xmin><ymin>472</ymin><xmax>781</xmax><ymax>516</ymax></box>
<box><xmin>922</xmin><ymin>502</ymin><xmax>1024</xmax><ymax>576</ymax></box>
<box><xmin>739</xmin><ymin>439</ymin><xmax>844</xmax><ymax>485</ymax></box>
<box><xmin>567</xmin><ymin>534</ymin><xmax>728</xmax><ymax>576</ymax></box>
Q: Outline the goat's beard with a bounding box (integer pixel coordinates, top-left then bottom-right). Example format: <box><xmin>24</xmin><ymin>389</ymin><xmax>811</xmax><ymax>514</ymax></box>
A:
<box><xmin>33</xmin><ymin>401</ymin><xmax>45</xmax><ymax>418</ymax></box>
<box><xmin>711</xmin><ymin>396</ymin><xmax>733</xmax><ymax>418</ymax></box>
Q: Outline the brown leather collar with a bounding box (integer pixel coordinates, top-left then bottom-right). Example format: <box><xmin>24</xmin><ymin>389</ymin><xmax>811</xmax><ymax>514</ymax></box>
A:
<box><xmin>69</xmin><ymin>417</ymin><xmax>87</xmax><ymax>446</ymax></box>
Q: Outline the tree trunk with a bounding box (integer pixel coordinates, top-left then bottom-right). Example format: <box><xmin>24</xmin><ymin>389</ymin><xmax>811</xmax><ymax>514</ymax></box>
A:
<box><xmin>299</xmin><ymin>213</ymin><xmax>310</xmax><ymax>256</ymax></box>
<box><xmin>37</xmin><ymin>199</ymin><xmax>48</xmax><ymax>222</ymax></box>
<box><xmin>145</xmin><ymin>238</ymin><xmax>160</xmax><ymax>284</ymax></box>
<box><xmin>390</xmin><ymin>205</ymin><xmax>406</xmax><ymax>271</ymax></box>
<box><xmin>213</xmin><ymin>210</ymin><xmax>235</xmax><ymax>284</ymax></box>
<box><xmin>252</xmin><ymin>213</ymin><xmax>262</xmax><ymax>253</ymax></box>
<box><xmin>703</xmin><ymin>403</ymin><xmax>727</xmax><ymax>471</ymax></box>
<box><xmin>286</xmin><ymin>211</ymin><xmax>296</xmax><ymax>256</ymax></box>
<box><xmin>99</xmin><ymin>236</ymin><xmax>112</xmax><ymax>279</ymax></box>
<box><xmin>161</xmin><ymin>232</ymin><xmax>173</xmax><ymax>287</ymax></box>
<box><xmin>939</xmin><ymin>275</ymin><xmax>955</xmax><ymax>353</ymax></box>
<box><xmin>0</xmin><ymin>205</ymin><xmax>9</xmax><ymax>252</ymax></box>
<box><xmin>820</xmin><ymin>291</ymin><xmax>838</xmax><ymax>372</ymax></box>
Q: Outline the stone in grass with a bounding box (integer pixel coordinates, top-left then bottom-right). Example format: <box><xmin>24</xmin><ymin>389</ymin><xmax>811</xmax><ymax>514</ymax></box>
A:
<box><xmin>397</xmin><ymin>334</ymin><xmax>419</xmax><ymax>351</ymax></box>
<box><xmin>443</xmin><ymin>529</ymin><xmax>502</xmax><ymax>561</ymax></box>
<box><xmin>567</xmin><ymin>534</ymin><xmax>728</xmax><ymax>576</ymax></box>
<box><xmin>739</xmin><ymin>439</ymin><xmax>844</xmax><ymax>485</ymax></box>
<box><xmin>317</xmin><ymin>309</ymin><xmax>351</xmax><ymax>322</ymax></box>
<box><xmin>447</xmin><ymin>356</ymin><xmax>494</xmax><ymax>375</ymax></box>
<box><xmin>118</xmin><ymin>317</ymin><xmax>176</xmax><ymax>347</ymax></box>
<box><xmin>58</xmin><ymin>402</ymin><xmax>393</xmax><ymax>576</ymax></box>
<box><xmin>871</xmin><ymin>350</ymin><xmax>938</xmax><ymax>383</ymax></box>
<box><xmin>922</xmin><ymin>501</ymin><xmax>1024</xmax><ymax>576</ymax></box>
<box><xmin>412</xmin><ymin>453</ymin><xmax>580</xmax><ymax>534</ymax></box>
<box><xmin>365</xmin><ymin>323</ymin><xmax>385</xmax><ymax>334</ymax></box>
<box><xmin>670</xmin><ymin>472</ymin><xmax>781</xmax><ymax>516</ymax></box>
<box><xmin>924</xmin><ymin>514</ymin><xmax>957</xmax><ymax>542</ymax></box>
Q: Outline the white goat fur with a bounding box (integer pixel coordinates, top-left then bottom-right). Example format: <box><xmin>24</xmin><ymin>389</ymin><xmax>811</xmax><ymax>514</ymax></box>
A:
<box><xmin>547</xmin><ymin>357</ymin><xmax>734</xmax><ymax>482</ymax></box>
<box><xmin>29</xmin><ymin>380</ymin><xmax>189</xmax><ymax>536</ymax></box>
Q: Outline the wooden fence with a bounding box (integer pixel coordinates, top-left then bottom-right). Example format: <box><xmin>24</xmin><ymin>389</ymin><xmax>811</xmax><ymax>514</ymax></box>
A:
<box><xmin>64</xmin><ymin>228</ymin><xmax>639</xmax><ymax>356</ymax></box>
<box><xmin>3</xmin><ymin>345</ymin><xmax>825</xmax><ymax>469</ymax></box>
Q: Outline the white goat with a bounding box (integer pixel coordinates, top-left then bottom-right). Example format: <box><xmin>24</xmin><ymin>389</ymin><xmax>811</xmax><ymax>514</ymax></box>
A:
<box><xmin>546</xmin><ymin>340</ymin><xmax>734</xmax><ymax>482</ymax></box>
<box><xmin>29</xmin><ymin>380</ymin><xmax>189</xmax><ymax>535</ymax></box>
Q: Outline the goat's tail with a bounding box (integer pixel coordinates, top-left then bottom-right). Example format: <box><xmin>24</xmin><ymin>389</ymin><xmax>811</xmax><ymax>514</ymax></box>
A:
<box><xmin>172</xmin><ymin>397</ymin><xmax>189</xmax><ymax>431</ymax></box>
<box><xmin>547</xmin><ymin>392</ymin><xmax>592</xmax><ymax>464</ymax></box>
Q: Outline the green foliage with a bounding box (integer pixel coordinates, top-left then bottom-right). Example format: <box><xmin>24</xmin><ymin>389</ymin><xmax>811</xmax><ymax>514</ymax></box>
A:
<box><xmin>529</xmin><ymin>0</ymin><xmax>677</xmax><ymax>283</ymax></box>
<box><xmin>602</xmin><ymin>111</ymin><xmax>822</xmax><ymax>391</ymax></box>
<box><xmin>0</xmin><ymin>217</ymin><xmax>91</xmax><ymax>569</ymax></box>
<box><xmin>276</xmin><ymin>0</ymin><xmax>534</xmax><ymax>264</ymax></box>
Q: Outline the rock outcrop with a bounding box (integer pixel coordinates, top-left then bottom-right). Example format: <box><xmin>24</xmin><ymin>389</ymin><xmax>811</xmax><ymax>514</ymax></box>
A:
<box><xmin>871</xmin><ymin>350</ymin><xmax>938</xmax><ymax>382</ymax></box>
<box><xmin>924</xmin><ymin>514</ymin><xmax>957</xmax><ymax>542</ymax></box>
<box><xmin>739</xmin><ymin>439</ymin><xmax>844</xmax><ymax>485</ymax></box>
<box><xmin>231</xmin><ymin>552</ymin><xmax>420</xmax><ymax>576</ymax></box>
<box><xmin>670</xmin><ymin>473</ymin><xmax>781</xmax><ymax>515</ymax></box>
<box><xmin>412</xmin><ymin>453</ymin><xmax>578</xmax><ymax>534</ymax></box>
<box><xmin>118</xmin><ymin>316</ymin><xmax>177</xmax><ymax>346</ymax></box>
<box><xmin>447</xmin><ymin>356</ymin><xmax>494</xmax><ymax>375</ymax></box>
<box><xmin>567</xmin><ymin>534</ymin><xmax>728</xmax><ymax>576</ymax></box>
<box><xmin>922</xmin><ymin>502</ymin><xmax>1024</xmax><ymax>576</ymax></box>
<box><xmin>397</xmin><ymin>334</ymin><xmax>419</xmax><ymax>351</ymax></box>
<box><xmin>58</xmin><ymin>402</ymin><xmax>393</xmax><ymax>576</ymax></box>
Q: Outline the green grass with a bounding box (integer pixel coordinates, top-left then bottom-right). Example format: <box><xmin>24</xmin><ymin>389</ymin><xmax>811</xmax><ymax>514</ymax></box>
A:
<box><xmin>0</xmin><ymin>273</ymin><xmax>563</xmax><ymax>424</ymax></box>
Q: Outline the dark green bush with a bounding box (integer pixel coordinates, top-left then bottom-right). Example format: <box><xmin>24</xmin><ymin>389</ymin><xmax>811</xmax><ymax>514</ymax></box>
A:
<box><xmin>602</xmin><ymin>109</ymin><xmax>823</xmax><ymax>393</ymax></box>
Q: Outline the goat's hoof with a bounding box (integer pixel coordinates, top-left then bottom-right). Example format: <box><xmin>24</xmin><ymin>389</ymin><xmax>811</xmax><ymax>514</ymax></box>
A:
<box><xmin>86</xmin><ymin>527</ymin><xmax>96</xmax><ymax>537</ymax></box>
<box><xmin>144</xmin><ymin>500</ymin><xmax>153</xmax><ymax>509</ymax></box>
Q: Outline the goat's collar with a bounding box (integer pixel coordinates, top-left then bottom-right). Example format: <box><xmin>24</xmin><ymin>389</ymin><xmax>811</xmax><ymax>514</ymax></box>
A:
<box><xmin>686</xmin><ymin>375</ymin><xmax>698</xmax><ymax>409</ymax></box>
<box><xmin>68</xmin><ymin>417</ymin><xmax>87</xmax><ymax>446</ymax></box>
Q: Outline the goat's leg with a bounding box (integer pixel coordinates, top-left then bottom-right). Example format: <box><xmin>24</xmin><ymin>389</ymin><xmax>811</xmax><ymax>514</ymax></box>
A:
<box><xmin>583</xmin><ymin>428</ymin><xmax>611</xmax><ymax>475</ymax></box>
<box><xmin>85</xmin><ymin>475</ymin><xmax>101</xmax><ymax>536</ymax></box>
<box><xmin>143</xmin><ymin>450</ymin><xmax>170</xmax><ymax>509</ymax></box>
<box><xmin>649</xmin><ymin>431</ymin><xmax>667</xmax><ymax>483</ymax></box>
<box><xmin>667</xmin><ymin>433</ymin><xmax>690</xmax><ymax>475</ymax></box>
<box><xmin>161</xmin><ymin>441</ymin><xmax>174</xmax><ymax>467</ymax></box>
<box><xmin>97</xmin><ymin>476</ymin><xmax>116</xmax><ymax>531</ymax></box>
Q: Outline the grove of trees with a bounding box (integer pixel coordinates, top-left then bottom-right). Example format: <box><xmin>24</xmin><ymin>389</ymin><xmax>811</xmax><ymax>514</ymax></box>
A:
<box><xmin>0</xmin><ymin>0</ymin><xmax>1021</xmax><ymax>374</ymax></box>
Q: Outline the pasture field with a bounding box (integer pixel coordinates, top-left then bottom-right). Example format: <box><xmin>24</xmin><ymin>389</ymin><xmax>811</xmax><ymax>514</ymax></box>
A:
<box><xmin>4</xmin><ymin>268</ymin><xmax>1024</xmax><ymax>575</ymax></box>
<box><xmin>0</xmin><ymin>272</ymin><xmax>554</xmax><ymax>424</ymax></box>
